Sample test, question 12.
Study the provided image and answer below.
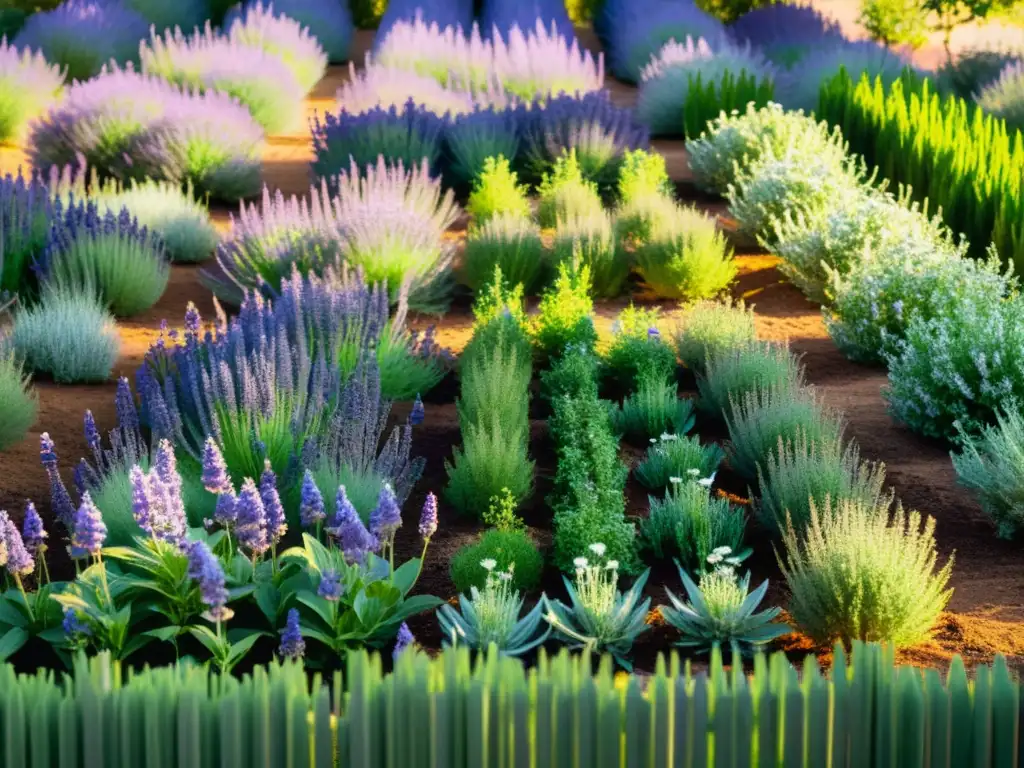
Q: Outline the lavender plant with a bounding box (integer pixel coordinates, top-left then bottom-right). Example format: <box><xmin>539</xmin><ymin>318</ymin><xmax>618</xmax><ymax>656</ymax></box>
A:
<box><xmin>334</xmin><ymin>61</ymin><xmax>476</xmax><ymax>117</ymax></box>
<box><xmin>443</xmin><ymin>105</ymin><xmax>523</xmax><ymax>190</ymax></box>
<box><xmin>635</xmin><ymin>433</ymin><xmax>725</xmax><ymax>492</ymax></box>
<box><xmin>485</xmin><ymin>19</ymin><xmax>602</xmax><ymax>100</ymax></box>
<box><xmin>727</xmin><ymin>2</ymin><xmax>844</xmax><ymax>67</ymax></box>
<box><xmin>13</xmin><ymin>0</ymin><xmax>148</xmax><ymax>81</ymax></box>
<box><xmin>376</xmin><ymin>0</ymin><xmax>473</xmax><ymax>44</ymax></box>
<box><xmin>0</xmin><ymin>38</ymin><xmax>63</xmax><ymax>144</ymax></box>
<box><xmin>673</xmin><ymin>298</ymin><xmax>756</xmax><ymax>374</ymax></box>
<box><xmin>601</xmin><ymin>306</ymin><xmax>677</xmax><ymax>392</ymax></box>
<box><xmin>463</xmin><ymin>213</ymin><xmax>545</xmax><ymax>294</ymax></box>
<box><xmin>247</xmin><ymin>0</ymin><xmax>354</xmax><ymax>63</ymax></box>
<box><xmin>374</xmin><ymin>14</ymin><xmax>491</xmax><ymax>87</ymax></box>
<box><xmin>640</xmin><ymin>482</ymin><xmax>746</xmax><ymax>571</ymax></box>
<box><xmin>0</xmin><ymin>170</ymin><xmax>51</xmax><ymax>298</ymax></box>
<box><xmin>976</xmin><ymin>61</ymin><xmax>1024</xmax><ymax>134</ymax></box>
<box><xmin>0</xmin><ymin>345</ymin><xmax>36</xmax><ymax>451</ymax></box>
<box><xmin>36</xmin><ymin>198</ymin><xmax>170</xmax><ymax>317</ymax></box>
<box><xmin>479</xmin><ymin>1</ymin><xmax>576</xmax><ymax>44</ymax></box>
<box><xmin>140</xmin><ymin>23</ymin><xmax>305</xmax><ymax>134</ymax></box>
<box><xmin>224</xmin><ymin>0</ymin><xmax>328</xmax><ymax>93</ymax></box>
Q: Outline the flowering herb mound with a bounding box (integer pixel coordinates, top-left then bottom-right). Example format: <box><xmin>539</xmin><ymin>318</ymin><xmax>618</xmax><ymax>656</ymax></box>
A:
<box><xmin>0</xmin><ymin>170</ymin><xmax>52</xmax><ymax>299</ymax></box>
<box><xmin>0</xmin><ymin>39</ymin><xmax>63</xmax><ymax>144</ymax></box>
<box><xmin>13</xmin><ymin>0</ymin><xmax>148</xmax><ymax>82</ymax></box>
<box><xmin>140</xmin><ymin>23</ymin><xmax>306</xmax><ymax>134</ymax></box>
<box><xmin>35</xmin><ymin>197</ymin><xmax>170</xmax><ymax>318</ymax></box>
<box><xmin>976</xmin><ymin>61</ymin><xmax>1024</xmax><ymax>134</ymax></box>
<box><xmin>241</xmin><ymin>0</ymin><xmax>354</xmax><ymax>64</ymax></box>
<box><xmin>334</xmin><ymin>61</ymin><xmax>476</xmax><ymax>118</ymax></box>
<box><xmin>375</xmin><ymin>0</ymin><xmax>474</xmax><ymax>44</ymax></box>
<box><xmin>27</xmin><ymin>66</ymin><xmax>264</xmax><ymax>203</ymax></box>
<box><xmin>727</xmin><ymin>2</ymin><xmax>844</xmax><ymax>68</ymax></box>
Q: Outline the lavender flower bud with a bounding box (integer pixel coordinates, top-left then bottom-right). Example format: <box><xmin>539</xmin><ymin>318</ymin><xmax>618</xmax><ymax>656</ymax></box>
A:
<box><xmin>39</xmin><ymin>432</ymin><xmax>76</xmax><ymax>527</ymax></box>
<box><xmin>129</xmin><ymin>465</ymin><xmax>152</xmax><ymax>535</ymax></box>
<box><xmin>71</xmin><ymin>492</ymin><xmax>107</xmax><ymax>555</ymax></box>
<box><xmin>214</xmin><ymin>489</ymin><xmax>239</xmax><ymax>528</ymax></box>
<box><xmin>326</xmin><ymin>485</ymin><xmax>377</xmax><ymax>564</ymax></box>
<box><xmin>392</xmin><ymin>622</ymin><xmax>415</xmax><ymax>661</ymax></box>
<box><xmin>410</xmin><ymin>394</ymin><xmax>425</xmax><ymax>426</ymax></box>
<box><xmin>62</xmin><ymin>608</ymin><xmax>91</xmax><ymax>638</ymax></box>
<box><xmin>201</xmin><ymin>437</ymin><xmax>232</xmax><ymax>495</ymax></box>
<box><xmin>21</xmin><ymin>502</ymin><xmax>47</xmax><ymax>555</ymax></box>
<box><xmin>184</xmin><ymin>302</ymin><xmax>201</xmax><ymax>336</ymax></box>
<box><xmin>83</xmin><ymin>409</ymin><xmax>100</xmax><ymax>449</ymax></box>
<box><xmin>186</xmin><ymin>540</ymin><xmax>232</xmax><ymax>621</ymax></box>
<box><xmin>235</xmin><ymin>477</ymin><xmax>269</xmax><ymax>556</ymax></box>
<box><xmin>298</xmin><ymin>470</ymin><xmax>326</xmax><ymax>528</ymax></box>
<box><xmin>647</xmin><ymin>327</ymin><xmax>660</xmax><ymax>340</ymax></box>
<box><xmin>369</xmin><ymin>483</ymin><xmax>402</xmax><ymax>542</ymax></box>
<box><xmin>1</xmin><ymin>512</ymin><xmax>34</xmax><ymax>576</ymax></box>
<box><xmin>259</xmin><ymin>461</ymin><xmax>287</xmax><ymax>546</ymax></box>
<box><xmin>278</xmin><ymin>607</ymin><xmax>305</xmax><ymax>659</ymax></box>
<box><xmin>418</xmin><ymin>492</ymin><xmax>437</xmax><ymax>541</ymax></box>
<box><xmin>317</xmin><ymin>568</ymin><xmax>342</xmax><ymax>601</ymax></box>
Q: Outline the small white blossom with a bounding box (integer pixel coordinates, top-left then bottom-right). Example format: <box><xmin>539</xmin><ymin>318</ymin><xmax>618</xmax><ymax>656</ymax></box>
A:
<box><xmin>669</xmin><ymin>476</ymin><xmax>682</xmax><ymax>485</ymax></box>
<box><xmin>712</xmin><ymin>546</ymin><xmax>733</xmax><ymax>556</ymax></box>
<box><xmin>697</xmin><ymin>472</ymin><xmax>717</xmax><ymax>487</ymax></box>
<box><xmin>480</xmin><ymin>558</ymin><xmax>497</xmax><ymax>571</ymax></box>
<box><xmin>605</xmin><ymin>560</ymin><xmax>619</xmax><ymax>570</ymax></box>
<box><xmin>687</xmin><ymin>468</ymin><xmax>700</xmax><ymax>476</ymax></box>
<box><xmin>588</xmin><ymin>543</ymin><xmax>607</xmax><ymax>557</ymax></box>
<box><xmin>573</xmin><ymin>556</ymin><xmax>589</xmax><ymax>569</ymax></box>
<box><xmin>706</xmin><ymin>553</ymin><xmax>723</xmax><ymax>565</ymax></box>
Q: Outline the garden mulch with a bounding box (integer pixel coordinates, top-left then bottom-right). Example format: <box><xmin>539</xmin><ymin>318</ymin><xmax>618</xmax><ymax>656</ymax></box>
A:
<box><xmin>1</xmin><ymin>34</ymin><xmax>1021</xmax><ymax>673</ymax></box>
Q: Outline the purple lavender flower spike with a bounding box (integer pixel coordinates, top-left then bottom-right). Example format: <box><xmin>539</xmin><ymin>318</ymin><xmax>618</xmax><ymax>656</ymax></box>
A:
<box><xmin>40</xmin><ymin>433</ymin><xmax>76</xmax><ymax>528</ymax></box>
<box><xmin>392</xmin><ymin>622</ymin><xmax>415</xmax><ymax>661</ymax></box>
<box><xmin>278</xmin><ymin>607</ymin><xmax>305</xmax><ymax>658</ymax></box>
<box><xmin>22</xmin><ymin>502</ymin><xmax>47</xmax><ymax>555</ymax></box>
<box><xmin>153</xmin><ymin>439</ymin><xmax>186</xmax><ymax>534</ymax></box>
<box><xmin>480</xmin><ymin>1</ymin><xmax>575</xmax><ymax>43</ymax></box>
<box><xmin>62</xmin><ymin>608</ymin><xmax>92</xmax><ymax>638</ymax></box>
<box><xmin>418</xmin><ymin>492</ymin><xmax>438</xmax><ymax>541</ymax></box>
<box><xmin>259</xmin><ymin>460</ymin><xmax>288</xmax><ymax>545</ymax></box>
<box><xmin>369</xmin><ymin>483</ymin><xmax>402</xmax><ymax>542</ymax></box>
<box><xmin>184</xmin><ymin>302</ymin><xmax>201</xmax><ymax>337</ymax></box>
<box><xmin>235</xmin><ymin>477</ymin><xmax>269</xmax><ymax>556</ymax></box>
<box><xmin>129</xmin><ymin>465</ymin><xmax>153</xmax><ymax>536</ymax></box>
<box><xmin>317</xmin><ymin>568</ymin><xmax>343</xmax><ymax>600</ymax></box>
<box><xmin>187</xmin><ymin>540</ymin><xmax>232</xmax><ymax>621</ymax></box>
<box><xmin>201</xmin><ymin>437</ymin><xmax>232</xmax><ymax>495</ymax></box>
<box><xmin>299</xmin><ymin>470</ymin><xmax>326</xmax><ymax>529</ymax></box>
<box><xmin>335</xmin><ymin>61</ymin><xmax>476</xmax><ymax>118</ymax></box>
<box><xmin>648</xmin><ymin>327</ymin><xmax>660</xmax><ymax>340</ymax></box>
<box><xmin>410</xmin><ymin>394</ymin><xmax>425</xmax><ymax>426</ymax></box>
<box><xmin>1</xmin><ymin>511</ymin><xmax>34</xmax><ymax>576</ymax></box>
<box><xmin>72</xmin><ymin>491</ymin><xmax>107</xmax><ymax>556</ymax></box>
<box><xmin>214</xmin><ymin>490</ymin><xmax>239</xmax><ymax>528</ymax></box>
<box><xmin>326</xmin><ymin>485</ymin><xmax>378</xmax><ymax>564</ymax></box>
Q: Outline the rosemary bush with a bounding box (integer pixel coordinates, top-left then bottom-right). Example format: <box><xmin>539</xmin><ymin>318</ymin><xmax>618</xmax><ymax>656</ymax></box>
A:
<box><xmin>951</xmin><ymin>409</ymin><xmax>1024</xmax><ymax>539</ymax></box>
<box><xmin>697</xmin><ymin>341</ymin><xmax>803</xmax><ymax>419</ymax></box>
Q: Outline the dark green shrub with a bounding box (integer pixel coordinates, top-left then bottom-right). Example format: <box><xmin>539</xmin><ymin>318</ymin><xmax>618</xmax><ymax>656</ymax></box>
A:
<box><xmin>450</xmin><ymin>528</ymin><xmax>544</xmax><ymax>594</ymax></box>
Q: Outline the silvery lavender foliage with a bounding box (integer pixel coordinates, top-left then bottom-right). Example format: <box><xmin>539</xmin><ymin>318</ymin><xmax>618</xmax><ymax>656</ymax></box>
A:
<box><xmin>443</xmin><ymin>104</ymin><xmax>523</xmax><ymax>189</ymax></box>
<box><xmin>0</xmin><ymin>511</ymin><xmax>34</xmax><ymax>577</ymax></box>
<box><xmin>374</xmin><ymin>14</ymin><xmax>492</xmax><ymax>87</ymax></box>
<box><xmin>278</xmin><ymin>607</ymin><xmax>305</xmax><ymax>658</ymax></box>
<box><xmin>976</xmin><ymin>61</ymin><xmax>1024</xmax><ymax>134</ymax></box>
<box><xmin>186</xmin><ymin>540</ymin><xmax>231</xmax><ymax>620</ymax></box>
<box><xmin>71</xmin><ymin>491</ymin><xmax>107</xmax><ymax>556</ymax></box>
<box><xmin>39</xmin><ymin>432</ymin><xmax>76</xmax><ymax>528</ymax></box>
<box><xmin>487</xmin><ymin>20</ymin><xmax>603</xmax><ymax>100</ymax></box>
<box><xmin>310</xmin><ymin>101</ymin><xmax>449</xmax><ymax>183</ymax></box>
<box><xmin>335</xmin><ymin>60</ymin><xmax>477</xmax><ymax>117</ymax></box>
<box><xmin>376</xmin><ymin>0</ymin><xmax>474</xmax><ymax>43</ymax></box>
<box><xmin>14</xmin><ymin>0</ymin><xmax>148</xmax><ymax>82</ymax></box>
<box><xmin>727</xmin><ymin>2</ymin><xmax>844</xmax><ymax>68</ymax></box>
<box><xmin>521</xmin><ymin>90</ymin><xmax>650</xmax><ymax>188</ymax></box>
<box><xmin>26</xmin><ymin>66</ymin><xmax>264</xmax><ymax>203</ymax></box>
<box><xmin>0</xmin><ymin>170</ymin><xmax>52</xmax><ymax>298</ymax></box>
<box><xmin>480</xmin><ymin>0</ymin><xmax>575</xmax><ymax>44</ymax></box>
<box><xmin>243</xmin><ymin>0</ymin><xmax>354</xmax><ymax>63</ymax></box>
<box><xmin>774</xmin><ymin>40</ymin><xmax>913</xmax><ymax>113</ymax></box>
<box><xmin>596</xmin><ymin>0</ymin><xmax>725</xmax><ymax>84</ymax></box>
<box><xmin>0</xmin><ymin>38</ymin><xmax>64</xmax><ymax>145</ymax></box>
<box><xmin>140</xmin><ymin>23</ymin><xmax>305</xmax><ymax>134</ymax></box>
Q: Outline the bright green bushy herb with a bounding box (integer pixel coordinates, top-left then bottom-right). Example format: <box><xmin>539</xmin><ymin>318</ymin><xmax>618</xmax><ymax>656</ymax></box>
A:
<box><xmin>634</xmin><ymin>204</ymin><xmax>736</xmax><ymax>300</ymax></box>
<box><xmin>885</xmin><ymin>296</ymin><xmax>1024</xmax><ymax>440</ymax></box>
<box><xmin>450</xmin><ymin>528</ymin><xmax>544</xmax><ymax>595</ymax></box>
<box><xmin>635</xmin><ymin>433</ymin><xmax>725</xmax><ymax>491</ymax></box>
<box><xmin>466</xmin><ymin>156</ymin><xmax>531</xmax><ymax>224</ymax></box>
<box><xmin>682</xmin><ymin>70</ymin><xmax>776</xmax><ymax>140</ymax></box>
<box><xmin>12</xmin><ymin>285</ymin><xmax>119</xmax><ymax>383</ymax></box>
<box><xmin>543</xmin><ymin>544</ymin><xmax>651</xmax><ymax>670</ymax></box>
<box><xmin>602</xmin><ymin>305</ymin><xmax>677</xmax><ymax>392</ymax></box>
<box><xmin>725</xmin><ymin>385</ymin><xmax>844</xmax><ymax>481</ymax></box>
<box><xmin>445</xmin><ymin>415</ymin><xmax>535</xmax><ymax>517</ymax></box>
<box><xmin>483</xmin><ymin>487</ymin><xmax>525</xmax><ymax>532</ymax></box>
<box><xmin>471</xmin><ymin>265</ymin><xmax>528</xmax><ymax>330</ymax></box>
<box><xmin>617</xmin><ymin>148</ymin><xmax>672</xmax><ymax>204</ymax></box>
<box><xmin>673</xmin><ymin>298</ymin><xmax>756</xmax><ymax>375</ymax></box>
<box><xmin>335</xmin><ymin>325</ymin><xmax>446</xmax><ymax>401</ymax></box>
<box><xmin>531</xmin><ymin>261</ymin><xmax>598</xmax><ymax>360</ymax></box>
<box><xmin>613</xmin><ymin>192</ymin><xmax>679</xmax><ymax>250</ymax></box>
<box><xmin>0</xmin><ymin>343</ymin><xmax>37</xmax><ymax>450</ymax></box>
<box><xmin>825</xmin><ymin>243</ymin><xmax>1012</xmax><ymax>365</ymax></box>
<box><xmin>463</xmin><ymin>213</ymin><xmax>545</xmax><ymax>294</ymax></box>
<box><xmin>540</xmin><ymin>342</ymin><xmax>601</xmax><ymax>403</ymax></box>
<box><xmin>458</xmin><ymin>325</ymin><xmax>532</xmax><ymax>437</ymax></box>
<box><xmin>641</xmin><ymin>480</ymin><xmax>746</xmax><ymax>571</ymax></box>
<box><xmin>661</xmin><ymin>558</ymin><xmax>789</xmax><ymax>654</ymax></box>
<box><xmin>552</xmin><ymin>212</ymin><xmax>627</xmax><ymax>299</ymax></box>
<box><xmin>779</xmin><ymin>497</ymin><xmax>953</xmax><ymax>649</ymax></box>
<box><xmin>756</xmin><ymin>432</ymin><xmax>892</xmax><ymax>535</ymax></box>
<box><xmin>951</xmin><ymin>410</ymin><xmax>1024</xmax><ymax>539</ymax></box>
<box><xmin>462</xmin><ymin>307</ymin><xmax>533</xmax><ymax>373</ymax></box>
<box><xmin>687</xmin><ymin>102</ymin><xmax>849</xmax><ymax>195</ymax></box>
<box><xmin>611</xmin><ymin>373</ymin><xmax>696</xmax><ymax>444</ymax></box>
<box><xmin>697</xmin><ymin>341</ymin><xmax>804</xmax><ymax>419</ymax></box>
<box><xmin>537</xmin><ymin>151</ymin><xmax>604</xmax><ymax>228</ymax></box>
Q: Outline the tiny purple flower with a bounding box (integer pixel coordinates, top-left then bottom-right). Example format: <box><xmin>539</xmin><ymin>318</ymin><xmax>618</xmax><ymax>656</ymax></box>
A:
<box><xmin>62</xmin><ymin>608</ymin><xmax>92</xmax><ymax>638</ymax></box>
<box><xmin>410</xmin><ymin>394</ymin><xmax>425</xmax><ymax>426</ymax></box>
<box><xmin>40</xmin><ymin>433</ymin><xmax>76</xmax><ymax>527</ymax></box>
<box><xmin>129</xmin><ymin>465</ymin><xmax>152</xmax><ymax>535</ymax></box>
<box><xmin>186</xmin><ymin>540</ymin><xmax>232</xmax><ymax>621</ymax></box>
<box><xmin>369</xmin><ymin>483</ymin><xmax>402</xmax><ymax>542</ymax></box>
<box><xmin>418</xmin><ymin>492</ymin><xmax>437</xmax><ymax>541</ymax></box>
<box><xmin>71</xmin><ymin>492</ymin><xmax>107</xmax><ymax>556</ymax></box>
<box><xmin>259</xmin><ymin>461</ymin><xmax>287</xmax><ymax>546</ymax></box>
<box><xmin>235</xmin><ymin>478</ymin><xmax>269</xmax><ymax>556</ymax></box>
<box><xmin>278</xmin><ymin>607</ymin><xmax>305</xmax><ymax>659</ymax></box>
<box><xmin>83</xmin><ymin>410</ymin><xmax>100</xmax><ymax>449</ymax></box>
<box><xmin>1</xmin><ymin>512</ymin><xmax>34</xmax><ymax>577</ymax></box>
<box><xmin>184</xmin><ymin>302</ymin><xmax>201</xmax><ymax>336</ymax></box>
<box><xmin>21</xmin><ymin>502</ymin><xmax>47</xmax><ymax>555</ymax></box>
<box><xmin>647</xmin><ymin>327</ymin><xmax>660</xmax><ymax>340</ymax></box>
<box><xmin>317</xmin><ymin>568</ymin><xmax>343</xmax><ymax>601</ymax></box>
<box><xmin>392</xmin><ymin>622</ymin><xmax>414</xmax><ymax>662</ymax></box>
<box><xmin>201</xmin><ymin>437</ymin><xmax>232</xmax><ymax>495</ymax></box>
<box><xmin>298</xmin><ymin>470</ymin><xmax>326</xmax><ymax>529</ymax></box>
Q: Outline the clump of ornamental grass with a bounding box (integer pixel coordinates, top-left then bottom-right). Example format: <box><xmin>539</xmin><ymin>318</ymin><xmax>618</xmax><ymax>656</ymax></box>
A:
<box><xmin>140</xmin><ymin>23</ymin><xmax>305</xmax><ymax>134</ymax></box>
<box><xmin>779</xmin><ymin>497</ymin><xmax>953</xmax><ymax>649</ymax></box>
<box><xmin>697</xmin><ymin>341</ymin><xmax>804</xmax><ymax>419</ymax></box>
<box><xmin>552</xmin><ymin>212</ymin><xmax>627</xmax><ymax>299</ymax></box>
<box><xmin>520</xmin><ymin>90</ymin><xmax>649</xmax><ymax>191</ymax></box>
<box><xmin>463</xmin><ymin>213</ymin><xmax>545</xmax><ymax>295</ymax></box>
<box><xmin>530</xmin><ymin>260</ymin><xmax>598</xmax><ymax>359</ymax></box>
<box><xmin>37</xmin><ymin>199</ymin><xmax>170</xmax><ymax>318</ymax></box>
<box><xmin>13</xmin><ymin>0</ymin><xmax>147</xmax><ymax>81</ymax></box>
<box><xmin>0</xmin><ymin>170</ymin><xmax>51</xmax><ymax>298</ymax></box>
<box><xmin>536</xmin><ymin>150</ymin><xmax>605</xmax><ymax>228</ymax></box>
<box><xmin>466</xmin><ymin>155</ymin><xmax>532</xmax><ymax>224</ymax></box>
<box><xmin>311</xmin><ymin>101</ymin><xmax>447</xmax><ymax>181</ymax></box>
<box><xmin>951</xmin><ymin>409</ymin><xmax>1024</xmax><ymax>539</ymax></box>
<box><xmin>825</xmin><ymin>243</ymin><xmax>1012</xmax><ymax>365</ymax></box>
<box><xmin>331</xmin><ymin>158</ymin><xmax>460</xmax><ymax>312</ymax></box>
<box><xmin>602</xmin><ymin>304</ymin><xmax>677</xmax><ymax>391</ymax></box>
<box><xmin>450</xmin><ymin>528</ymin><xmax>545</xmax><ymax>594</ymax></box>
<box><xmin>756</xmin><ymin>432</ymin><xmax>892</xmax><ymax>535</ymax></box>
<box><xmin>636</xmin><ymin>36</ymin><xmax>775</xmax><ymax>139</ymax></box>
<box><xmin>248</xmin><ymin>0</ymin><xmax>354</xmax><ymax>63</ymax></box>
<box><xmin>544</xmin><ymin>544</ymin><xmax>651</xmax><ymax>669</ymax></box>
<box><xmin>121</xmin><ymin>0</ymin><xmax>207</xmax><ymax>33</ymax></box>
<box><xmin>444</xmin><ymin>106</ymin><xmax>523</xmax><ymax>191</ymax></box>
<box><xmin>635</xmin><ymin>433</ymin><xmax>724</xmax><ymax>491</ymax></box>
<box><xmin>640</xmin><ymin>480</ymin><xmax>745</xmax><ymax>571</ymax></box>
<box><xmin>611</xmin><ymin>373</ymin><xmax>695</xmax><ymax>445</ymax></box>
<box><xmin>687</xmin><ymin>102</ymin><xmax>849</xmax><ymax>195</ymax></box>
<box><xmin>725</xmin><ymin>385</ymin><xmax>844</xmax><ymax>482</ymax></box>
<box><xmin>27</xmin><ymin>67</ymin><xmax>265</xmax><ymax>203</ymax></box>
<box><xmin>336</xmin><ymin>322</ymin><xmax>450</xmax><ymax>402</ymax></box>
<box><xmin>634</xmin><ymin>203</ymin><xmax>736</xmax><ymax>300</ymax></box>
<box><xmin>12</xmin><ymin>284</ymin><xmax>119</xmax><ymax>383</ymax></box>
<box><xmin>335</xmin><ymin>60</ymin><xmax>476</xmax><ymax>117</ymax></box>
<box><xmin>612</xmin><ymin>191</ymin><xmax>678</xmax><ymax>249</ymax></box>
<box><xmin>616</xmin><ymin>148</ymin><xmax>672</xmax><ymax>205</ymax></box>
<box><xmin>0</xmin><ymin>39</ymin><xmax>63</xmax><ymax>145</ymax></box>
<box><xmin>0</xmin><ymin>343</ymin><xmax>37</xmax><ymax>450</ymax></box>
<box><xmin>673</xmin><ymin>298</ymin><xmax>756</xmax><ymax>375</ymax></box>
<box><xmin>224</xmin><ymin>1</ymin><xmax>328</xmax><ymax>93</ymax></box>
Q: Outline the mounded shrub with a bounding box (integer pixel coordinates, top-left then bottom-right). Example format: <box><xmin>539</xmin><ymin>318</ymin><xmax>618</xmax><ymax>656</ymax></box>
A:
<box><xmin>335</xmin><ymin>60</ymin><xmax>476</xmax><ymax>117</ymax></box>
<box><xmin>443</xmin><ymin>106</ymin><xmax>522</xmax><ymax>191</ymax></box>
<box><xmin>697</xmin><ymin>340</ymin><xmax>803</xmax><ymax>419</ymax></box>
<box><xmin>602</xmin><ymin>304</ymin><xmax>677</xmax><ymax>392</ymax></box>
<box><xmin>537</xmin><ymin>152</ymin><xmax>605</xmax><ymax>228</ymax></box>
<box><xmin>0</xmin><ymin>343</ymin><xmax>37</xmax><ymax>450</ymax></box>
<box><xmin>551</xmin><ymin>211</ymin><xmax>627</xmax><ymax>299</ymax></box>
<box><xmin>635</xmin><ymin>433</ymin><xmax>724</xmax><ymax>491</ymax></box>
<box><xmin>641</xmin><ymin>480</ymin><xmax>746</xmax><ymax>570</ymax></box>
<box><xmin>616</xmin><ymin>148</ymin><xmax>672</xmax><ymax>204</ymax></box>
<box><xmin>951</xmin><ymin>409</ymin><xmax>1024</xmax><ymax>539</ymax></box>
<box><xmin>611</xmin><ymin>373</ymin><xmax>695</xmax><ymax>444</ymax></box>
<box><xmin>976</xmin><ymin>60</ymin><xmax>1024</xmax><ymax>134</ymax></box>
<box><xmin>247</xmin><ymin>0</ymin><xmax>354</xmax><ymax>63</ymax></box>
<box><xmin>466</xmin><ymin>155</ymin><xmax>532</xmax><ymax>224</ymax></box>
<box><xmin>463</xmin><ymin>213</ymin><xmax>545</xmax><ymax>294</ymax></box>
<box><xmin>935</xmin><ymin>46</ymin><xmax>1022</xmax><ymax>101</ymax></box>
<box><xmin>445</xmin><ymin>415</ymin><xmax>535</xmax><ymax>517</ymax></box>
<box><xmin>727</xmin><ymin>2</ymin><xmax>843</xmax><ymax>67</ymax></box>
<box><xmin>0</xmin><ymin>38</ymin><xmax>63</xmax><ymax>145</ymax></box>
<box><xmin>673</xmin><ymin>298</ymin><xmax>755</xmax><ymax>374</ymax></box>
<box><xmin>530</xmin><ymin>261</ymin><xmax>598</xmax><ymax>360</ymax></box>
<box><xmin>450</xmin><ymin>527</ymin><xmax>544</xmax><ymax>594</ymax></box>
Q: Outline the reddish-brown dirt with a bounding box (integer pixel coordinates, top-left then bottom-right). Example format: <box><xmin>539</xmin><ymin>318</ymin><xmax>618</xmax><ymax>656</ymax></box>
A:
<box><xmin>1</xmin><ymin>35</ymin><xmax>1021</xmax><ymax>673</ymax></box>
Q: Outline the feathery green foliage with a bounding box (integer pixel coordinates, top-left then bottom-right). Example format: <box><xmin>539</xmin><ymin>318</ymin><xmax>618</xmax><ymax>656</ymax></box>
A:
<box><xmin>952</xmin><ymin>408</ymin><xmax>1024</xmax><ymax>538</ymax></box>
<box><xmin>450</xmin><ymin>528</ymin><xmax>545</xmax><ymax>595</ymax></box>
<box><xmin>463</xmin><ymin>213</ymin><xmax>545</xmax><ymax>294</ymax></box>
<box><xmin>531</xmin><ymin>260</ymin><xmax>597</xmax><ymax>360</ymax></box>
<box><xmin>616</xmin><ymin>148</ymin><xmax>672</xmax><ymax>204</ymax></box>
<box><xmin>697</xmin><ymin>340</ymin><xmax>804</xmax><ymax>419</ymax></box>
<box><xmin>682</xmin><ymin>70</ymin><xmax>776</xmax><ymax>140</ymax></box>
<box><xmin>444</xmin><ymin>415</ymin><xmax>535</xmax><ymax>517</ymax></box>
<box><xmin>537</xmin><ymin>150</ymin><xmax>604</xmax><ymax>228</ymax></box>
<box><xmin>0</xmin><ymin>343</ymin><xmax>36</xmax><ymax>450</ymax></box>
<box><xmin>601</xmin><ymin>304</ymin><xmax>677</xmax><ymax>392</ymax></box>
<box><xmin>635</xmin><ymin>433</ymin><xmax>725</xmax><ymax>491</ymax></box>
<box><xmin>611</xmin><ymin>372</ymin><xmax>696</xmax><ymax>444</ymax></box>
<box><xmin>673</xmin><ymin>298</ymin><xmax>756</xmax><ymax>374</ymax></box>
<box><xmin>641</xmin><ymin>481</ymin><xmax>746</xmax><ymax>570</ymax></box>
<box><xmin>551</xmin><ymin>211</ymin><xmax>627</xmax><ymax>299</ymax></box>
<box><xmin>466</xmin><ymin>155</ymin><xmax>531</xmax><ymax>224</ymax></box>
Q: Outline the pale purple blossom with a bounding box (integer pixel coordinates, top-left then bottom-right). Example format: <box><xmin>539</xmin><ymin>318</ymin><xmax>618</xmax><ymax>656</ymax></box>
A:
<box><xmin>1</xmin><ymin>511</ymin><xmax>34</xmax><ymax>576</ymax></box>
<box><xmin>418</xmin><ymin>492</ymin><xmax>437</xmax><ymax>540</ymax></box>
<box><xmin>235</xmin><ymin>477</ymin><xmax>269</xmax><ymax>556</ymax></box>
<box><xmin>298</xmin><ymin>470</ymin><xmax>326</xmax><ymax>528</ymax></box>
<box><xmin>278</xmin><ymin>607</ymin><xmax>305</xmax><ymax>658</ymax></box>
<box><xmin>187</xmin><ymin>540</ymin><xmax>231</xmax><ymax>621</ymax></box>
<box><xmin>392</xmin><ymin>622</ymin><xmax>415</xmax><ymax>661</ymax></box>
<box><xmin>201</xmin><ymin>438</ymin><xmax>232</xmax><ymax>495</ymax></box>
<box><xmin>259</xmin><ymin>461</ymin><xmax>288</xmax><ymax>546</ymax></box>
<box><xmin>71</xmin><ymin>492</ymin><xmax>107</xmax><ymax>556</ymax></box>
<box><xmin>369</xmin><ymin>483</ymin><xmax>402</xmax><ymax>543</ymax></box>
<box><xmin>21</xmin><ymin>502</ymin><xmax>47</xmax><ymax>555</ymax></box>
<box><xmin>317</xmin><ymin>568</ymin><xmax>343</xmax><ymax>600</ymax></box>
